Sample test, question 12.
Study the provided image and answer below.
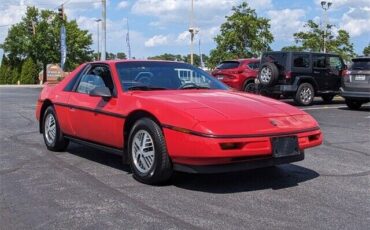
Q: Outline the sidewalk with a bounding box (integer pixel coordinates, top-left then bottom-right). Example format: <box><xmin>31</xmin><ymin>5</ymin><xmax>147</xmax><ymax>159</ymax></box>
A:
<box><xmin>0</xmin><ymin>84</ymin><xmax>44</xmax><ymax>88</ymax></box>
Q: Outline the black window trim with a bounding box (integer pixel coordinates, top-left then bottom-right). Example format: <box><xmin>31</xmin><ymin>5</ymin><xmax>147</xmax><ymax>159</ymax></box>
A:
<box><xmin>312</xmin><ymin>54</ymin><xmax>328</xmax><ymax>70</ymax></box>
<box><xmin>292</xmin><ymin>53</ymin><xmax>311</xmax><ymax>69</ymax></box>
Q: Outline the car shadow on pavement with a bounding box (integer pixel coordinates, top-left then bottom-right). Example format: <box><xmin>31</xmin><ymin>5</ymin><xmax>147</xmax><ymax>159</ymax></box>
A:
<box><xmin>66</xmin><ymin>143</ymin><xmax>132</xmax><ymax>173</ymax></box>
<box><xmin>171</xmin><ymin>164</ymin><xmax>319</xmax><ymax>194</ymax></box>
<box><xmin>65</xmin><ymin>143</ymin><xmax>319</xmax><ymax>193</ymax></box>
<box><xmin>338</xmin><ymin>105</ymin><xmax>370</xmax><ymax>112</ymax></box>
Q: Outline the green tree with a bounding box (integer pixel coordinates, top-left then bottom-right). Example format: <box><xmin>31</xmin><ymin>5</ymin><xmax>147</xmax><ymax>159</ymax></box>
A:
<box><xmin>148</xmin><ymin>53</ymin><xmax>184</xmax><ymax>61</ymax></box>
<box><xmin>290</xmin><ymin>20</ymin><xmax>355</xmax><ymax>61</ymax></box>
<box><xmin>363</xmin><ymin>44</ymin><xmax>370</xmax><ymax>56</ymax></box>
<box><xmin>20</xmin><ymin>58</ymin><xmax>39</xmax><ymax>84</ymax></box>
<box><xmin>117</xmin><ymin>52</ymin><xmax>127</xmax><ymax>59</ymax></box>
<box><xmin>208</xmin><ymin>2</ymin><xmax>273</xmax><ymax>68</ymax></box>
<box><xmin>281</xmin><ymin>46</ymin><xmax>305</xmax><ymax>52</ymax></box>
<box><xmin>1</xmin><ymin>6</ymin><xmax>93</xmax><ymax>83</ymax></box>
<box><xmin>0</xmin><ymin>55</ymin><xmax>11</xmax><ymax>84</ymax></box>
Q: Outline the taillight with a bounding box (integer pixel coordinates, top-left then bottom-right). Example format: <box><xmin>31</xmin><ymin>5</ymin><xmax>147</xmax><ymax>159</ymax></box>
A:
<box><xmin>285</xmin><ymin>71</ymin><xmax>292</xmax><ymax>79</ymax></box>
<box><xmin>342</xmin><ymin>69</ymin><xmax>349</xmax><ymax>77</ymax></box>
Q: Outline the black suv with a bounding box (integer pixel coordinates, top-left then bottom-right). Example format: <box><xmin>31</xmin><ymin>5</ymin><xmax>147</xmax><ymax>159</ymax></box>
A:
<box><xmin>256</xmin><ymin>51</ymin><xmax>346</xmax><ymax>105</ymax></box>
<box><xmin>341</xmin><ymin>56</ymin><xmax>370</xmax><ymax>110</ymax></box>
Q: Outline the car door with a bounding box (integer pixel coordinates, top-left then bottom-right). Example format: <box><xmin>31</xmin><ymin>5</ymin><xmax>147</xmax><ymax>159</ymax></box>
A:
<box><xmin>326</xmin><ymin>55</ymin><xmax>343</xmax><ymax>91</ymax></box>
<box><xmin>312</xmin><ymin>54</ymin><xmax>329</xmax><ymax>91</ymax></box>
<box><xmin>67</xmin><ymin>64</ymin><xmax>124</xmax><ymax>148</ymax></box>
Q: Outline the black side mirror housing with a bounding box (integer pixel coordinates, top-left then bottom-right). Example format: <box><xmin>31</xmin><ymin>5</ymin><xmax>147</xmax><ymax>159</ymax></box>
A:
<box><xmin>89</xmin><ymin>86</ymin><xmax>112</xmax><ymax>99</ymax></box>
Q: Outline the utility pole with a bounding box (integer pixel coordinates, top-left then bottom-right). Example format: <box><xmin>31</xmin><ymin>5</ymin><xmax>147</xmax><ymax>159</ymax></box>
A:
<box><xmin>95</xmin><ymin>19</ymin><xmax>101</xmax><ymax>60</ymax></box>
<box><xmin>126</xmin><ymin>18</ymin><xmax>131</xmax><ymax>59</ymax></box>
<box><xmin>101</xmin><ymin>0</ymin><xmax>106</xmax><ymax>60</ymax></box>
<box><xmin>199</xmin><ymin>38</ymin><xmax>204</xmax><ymax>68</ymax></box>
<box><xmin>321</xmin><ymin>1</ymin><xmax>332</xmax><ymax>53</ymax></box>
<box><xmin>189</xmin><ymin>0</ymin><xmax>198</xmax><ymax>65</ymax></box>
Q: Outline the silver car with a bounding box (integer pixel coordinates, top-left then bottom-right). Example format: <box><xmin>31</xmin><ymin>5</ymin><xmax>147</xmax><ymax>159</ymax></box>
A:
<box><xmin>341</xmin><ymin>57</ymin><xmax>370</xmax><ymax>109</ymax></box>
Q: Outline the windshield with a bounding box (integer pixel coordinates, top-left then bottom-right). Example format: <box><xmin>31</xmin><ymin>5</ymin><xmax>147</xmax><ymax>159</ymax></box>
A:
<box><xmin>351</xmin><ymin>59</ymin><xmax>370</xmax><ymax>70</ymax></box>
<box><xmin>216</xmin><ymin>61</ymin><xmax>240</xmax><ymax>69</ymax></box>
<box><xmin>116</xmin><ymin>61</ymin><xmax>229</xmax><ymax>91</ymax></box>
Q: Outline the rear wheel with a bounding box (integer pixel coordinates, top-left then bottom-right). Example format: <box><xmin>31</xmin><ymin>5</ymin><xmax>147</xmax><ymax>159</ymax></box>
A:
<box><xmin>128</xmin><ymin>118</ymin><xmax>172</xmax><ymax>184</ymax></box>
<box><xmin>345</xmin><ymin>99</ymin><xmax>363</xmax><ymax>110</ymax></box>
<box><xmin>243</xmin><ymin>81</ymin><xmax>256</xmax><ymax>93</ymax></box>
<box><xmin>322</xmin><ymin>95</ymin><xmax>334</xmax><ymax>103</ymax></box>
<box><xmin>42</xmin><ymin>106</ymin><xmax>69</xmax><ymax>151</ymax></box>
<box><xmin>294</xmin><ymin>83</ymin><xmax>314</xmax><ymax>106</ymax></box>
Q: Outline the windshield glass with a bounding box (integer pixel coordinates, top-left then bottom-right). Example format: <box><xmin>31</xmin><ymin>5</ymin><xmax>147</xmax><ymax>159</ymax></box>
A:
<box><xmin>116</xmin><ymin>61</ymin><xmax>229</xmax><ymax>91</ymax></box>
<box><xmin>216</xmin><ymin>61</ymin><xmax>240</xmax><ymax>69</ymax></box>
<box><xmin>351</xmin><ymin>59</ymin><xmax>370</xmax><ymax>70</ymax></box>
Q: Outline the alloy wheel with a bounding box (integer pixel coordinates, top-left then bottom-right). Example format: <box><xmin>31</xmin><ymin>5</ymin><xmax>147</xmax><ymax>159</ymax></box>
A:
<box><xmin>44</xmin><ymin>113</ymin><xmax>56</xmax><ymax>144</ymax></box>
<box><xmin>300</xmin><ymin>86</ymin><xmax>313</xmax><ymax>104</ymax></box>
<box><xmin>132</xmin><ymin>130</ymin><xmax>155</xmax><ymax>174</ymax></box>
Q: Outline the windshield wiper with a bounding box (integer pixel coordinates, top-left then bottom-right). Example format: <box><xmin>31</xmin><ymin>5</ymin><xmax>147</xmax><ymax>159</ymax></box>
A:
<box><xmin>179</xmin><ymin>84</ymin><xmax>211</xmax><ymax>90</ymax></box>
<box><xmin>127</xmin><ymin>85</ymin><xmax>167</xmax><ymax>91</ymax></box>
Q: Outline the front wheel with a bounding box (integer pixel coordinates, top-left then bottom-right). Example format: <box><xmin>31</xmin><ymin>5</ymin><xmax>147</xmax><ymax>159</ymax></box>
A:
<box><xmin>42</xmin><ymin>106</ymin><xmax>69</xmax><ymax>151</ymax></box>
<box><xmin>345</xmin><ymin>99</ymin><xmax>363</xmax><ymax>110</ymax></box>
<box><xmin>128</xmin><ymin>118</ymin><xmax>172</xmax><ymax>185</ymax></box>
<box><xmin>294</xmin><ymin>83</ymin><xmax>315</xmax><ymax>106</ymax></box>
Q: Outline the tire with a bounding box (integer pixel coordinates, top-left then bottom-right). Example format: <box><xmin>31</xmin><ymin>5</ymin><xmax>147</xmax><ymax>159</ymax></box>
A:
<box><xmin>322</xmin><ymin>95</ymin><xmax>334</xmax><ymax>103</ymax></box>
<box><xmin>345</xmin><ymin>99</ymin><xmax>362</xmax><ymax>110</ymax></box>
<box><xmin>42</xmin><ymin>106</ymin><xmax>69</xmax><ymax>151</ymax></box>
<box><xmin>258</xmin><ymin>63</ymin><xmax>279</xmax><ymax>86</ymax></box>
<box><xmin>128</xmin><ymin>118</ymin><xmax>172</xmax><ymax>185</ymax></box>
<box><xmin>294</xmin><ymin>83</ymin><xmax>315</xmax><ymax>106</ymax></box>
<box><xmin>243</xmin><ymin>81</ymin><xmax>256</xmax><ymax>93</ymax></box>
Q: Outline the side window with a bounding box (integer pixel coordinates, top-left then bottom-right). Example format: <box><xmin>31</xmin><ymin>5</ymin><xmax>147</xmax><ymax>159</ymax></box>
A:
<box><xmin>293</xmin><ymin>54</ymin><xmax>310</xmax><ymax>68</ymax></box>
<box><xmin>75</xmin><ymin>65</ymin><xmax>115</xmax><ymax>95</ymax></box>
<box><xmin>313</xmin><ymin>55</ymin><xmax>326</xmax><ymax>68</ymax></box>
<box><xmin>328</xmin><ymin>56</ymin><xmax>343</xmax><ymax>70</ymax></box>
<box><xmin>247</xmin><ymin>62</ymin><xmax>259</xmax><ymax>70</ymax></box>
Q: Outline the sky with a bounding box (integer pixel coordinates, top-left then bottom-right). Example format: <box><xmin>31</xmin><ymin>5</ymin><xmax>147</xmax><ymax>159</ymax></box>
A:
<box><xmin>0</xmin><ymin>0</ymin><xmax>370</xmax><ymax>60</ymax></box>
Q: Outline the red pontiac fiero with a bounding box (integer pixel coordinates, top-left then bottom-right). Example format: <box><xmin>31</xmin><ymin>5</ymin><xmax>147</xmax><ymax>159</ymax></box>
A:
<box><xmin>36</xmin><ymin>60</ymin><xmax>323</xmax><ymax>184</ymax></box>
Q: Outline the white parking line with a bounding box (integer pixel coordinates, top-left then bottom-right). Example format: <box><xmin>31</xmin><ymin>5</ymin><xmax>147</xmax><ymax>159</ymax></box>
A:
<box><xmin>300</xmin><ymin>106</ymin><xmax>347</xmax><ymax>111</ymax></box>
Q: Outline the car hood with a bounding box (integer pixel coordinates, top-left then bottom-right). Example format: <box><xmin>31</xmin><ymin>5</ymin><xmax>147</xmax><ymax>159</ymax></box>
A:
<box><xmin>130</xmin><ymin>90</ymin><xmax>318</xmax><ymax>135</ymax></box>
<box><xmin>131</xmin><ymin>90</ymin><xmax>306</xmax><ymax>121</ymax></box>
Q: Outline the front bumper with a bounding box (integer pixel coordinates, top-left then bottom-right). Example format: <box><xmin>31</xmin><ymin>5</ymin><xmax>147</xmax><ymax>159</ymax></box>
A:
<box><xmin>340</xmin><ymin>87</ymin><xmax>370</xmax><ymax>100</ymax></box>
<box><xmin>163</xmin><ymin>127</ymin><xmax>322</xmax><ymax>167</ymax></box>
<box><xmin>173</xmin><ymin>152</ymin><xmax>304</xmax><ymax>174</ymax></box>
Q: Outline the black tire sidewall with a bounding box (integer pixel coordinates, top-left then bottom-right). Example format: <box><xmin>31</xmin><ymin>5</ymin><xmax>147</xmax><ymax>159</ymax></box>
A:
<box><xmin>345</xmin><ymin>99</ymin><xmax>362</xmax><ymax>110</ymax></box>
<box><xmin>295</xmin><ymin>83</ymin><xmax>314</xmax><ymax>106</ymax></box>
<box><xmin>243</xmin><ymin>82</ymin><xmax>256</xmax><ymax>93</ymax></box>
<box><xmin>258</xmin><ymin>63</ymin><xmax>278</xmax><ymax>86</ymax></box>
<box><xmin>128</xmin><ymin>118</ymin><xmax>172</xmax><ymax>184</ymax></box>
<box><xmin>42</xmin><ymin>106</ymin><xmax>68</xmax><ymax>151</ymax></box>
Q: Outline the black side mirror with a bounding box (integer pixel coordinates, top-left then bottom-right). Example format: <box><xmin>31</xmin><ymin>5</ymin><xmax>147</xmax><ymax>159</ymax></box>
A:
<box><xmin>89</xmin><ymin>86</ymin><xmax>112</xmax><ymax>99</ymax></box>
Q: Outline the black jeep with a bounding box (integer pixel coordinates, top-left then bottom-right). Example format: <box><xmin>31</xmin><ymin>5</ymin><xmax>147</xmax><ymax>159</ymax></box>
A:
<box><xmin>256</xmin><ymin>51</ymin><xmax>346</xmax><ymax>106</ymax></box>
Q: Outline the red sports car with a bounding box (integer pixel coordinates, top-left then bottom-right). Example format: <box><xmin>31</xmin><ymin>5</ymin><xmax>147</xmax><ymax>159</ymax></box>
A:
<box><xmin>211</xmin><ymin>59</ymin><xmax>260</xmax><ymax>92</ymax></box>
<box><xmin>36</xmin><ymin>60</ymin><xmax>323</xmax><ymax>184</ymax></box>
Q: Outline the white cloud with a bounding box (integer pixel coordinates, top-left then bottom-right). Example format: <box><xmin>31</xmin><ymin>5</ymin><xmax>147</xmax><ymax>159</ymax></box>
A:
<box><xmin>117</xmin><ymin>1</ymin><xmax>129</xmax><ymax>9</ymax></box>
<box><xmin>144</xmin><ymin>35</ymin><xmax>168</xmax><ymax>47</ymax></box>
<box><xmin>267</xmin><ymin>9</ymin><xmax>306</xmax><ymax>40</ymax></box>
<box><xmin>340</xmin><ymin>7</ymin><xmax>370</xmax><ymax>37</ymax></box>
<box><xmin>314</xmin><ymin>0</ymin><xmax>370</xmax><ymax>9</ymax></box>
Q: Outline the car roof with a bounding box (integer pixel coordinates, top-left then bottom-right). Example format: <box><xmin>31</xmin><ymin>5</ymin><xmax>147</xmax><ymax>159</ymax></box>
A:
<box><xmin>86</xmin><ymin>59</ymin><xmax>186</xmax><ymax>65</ymax></box>
<box><xmin>352</xmin><ymin>56</ymin><xmax>370</xmax><ymax>60</ymax></box>
<box><xmin>263</xmin><ymin>51</ymin><xmax>339</xmax><ymax>56</ymax></box>
<box><xmin>220</xmin><ymin>58</ymin><xmax>260</xmax><ymax>63</ymax></box>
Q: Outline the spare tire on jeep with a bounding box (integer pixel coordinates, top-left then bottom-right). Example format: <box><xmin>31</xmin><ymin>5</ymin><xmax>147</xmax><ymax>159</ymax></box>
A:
<box><xmin>258</xmin><ymin>62</ymin><xmax>279</xmax><ymax>86</ymax></box>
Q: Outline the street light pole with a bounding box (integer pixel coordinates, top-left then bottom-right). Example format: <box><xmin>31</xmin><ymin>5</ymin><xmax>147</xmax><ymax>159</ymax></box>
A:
<box><xmin>321</xmin><ymin>1</ymin><xmax>332</xmax><ymax>53</ymax></box>
<box><xmin>101</xmin><ymin>0</ymin><xmax>106</xmax><ymax>60</ymax></box>
<box><xmin>95</xmin><ymin>19</ymin><xmax>101</xmax><ymax>60</ymax></box>
<box><xmin>189</xmin><ymin>0</ymin><xmax>198</xmax><ymax>65</ymax></box>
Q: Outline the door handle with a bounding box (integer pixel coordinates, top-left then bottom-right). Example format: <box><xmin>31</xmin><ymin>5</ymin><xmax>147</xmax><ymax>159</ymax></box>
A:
<box><xmin>313</xmin><ymin>71</ymin><xmax>320</xmax><ymax>74</ymax></box>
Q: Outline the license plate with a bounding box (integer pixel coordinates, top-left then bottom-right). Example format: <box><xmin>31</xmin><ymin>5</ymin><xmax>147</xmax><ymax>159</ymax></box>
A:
<box><xmin>271</xmin><ymin>136</ymin><xmax>299</xmax><ymax>158</ymax></box>
<box><xmin>355</xmin><ymin>75</ymin><xmax>366</xmax><ymax>81</ymax></box>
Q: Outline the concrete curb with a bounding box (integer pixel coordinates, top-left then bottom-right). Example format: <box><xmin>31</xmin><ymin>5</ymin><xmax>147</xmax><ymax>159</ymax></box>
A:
<box><xmin>0</xmin><ymin>85</ymin><xmax>44</xmax><ymax>88</ymax></box>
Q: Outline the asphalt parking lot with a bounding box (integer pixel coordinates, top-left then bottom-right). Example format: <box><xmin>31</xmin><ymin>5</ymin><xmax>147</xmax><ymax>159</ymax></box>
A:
<box><xmin>1</xmin><ymin>87</ymin><xmax>369</xmax><ymax>229</ymax></box>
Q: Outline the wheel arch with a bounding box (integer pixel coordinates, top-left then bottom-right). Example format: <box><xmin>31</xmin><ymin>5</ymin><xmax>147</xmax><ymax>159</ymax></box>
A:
<box><xmin>39</xmin><ymin>99</ymin><xmax>53</xmax><ymax>133</ymax></box>
<box><xmin>295</xmin><ymin>76</ymin><xmax>319</xmax><ymax>92</ymax></box>
<box><xmin>123</xmin><ymin>109</ymin><xmax>162</xmax><ymax>153</ymax></box>
<box><xmin>242</xmin><ymin>77</ymin><xmax>256</xmax><ymax>89</ymax></box>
